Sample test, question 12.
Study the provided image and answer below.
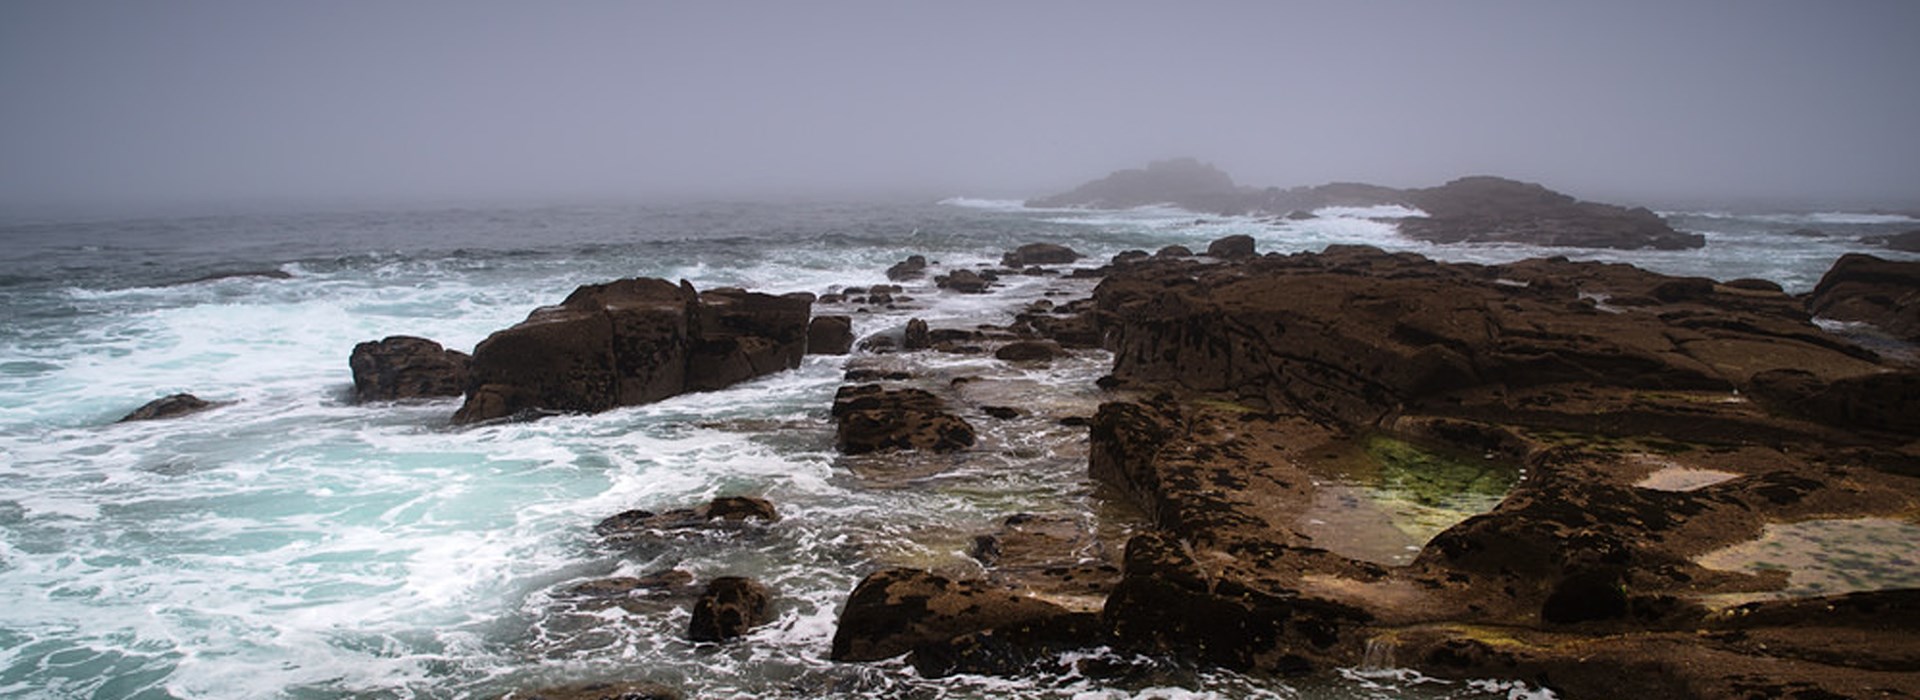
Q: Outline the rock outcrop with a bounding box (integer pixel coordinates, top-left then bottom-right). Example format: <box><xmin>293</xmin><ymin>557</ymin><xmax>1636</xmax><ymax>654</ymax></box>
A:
<box><xmin>594</xmin><ymin>496</ymin><xmax>780</xmax><ymax>539</ymax></box>
<box><xmin>1001</xmin><ymin>243</ymin><xmax>1082</xmax><ymax>268</ymax></box>
<box><xmin>830</xmin><ymin>384</ymin><xmax>975</xmax><ymax>454</ymax></box>
<box><xmin>829</xmin><ymin>568</ymin><xmax>1073</xmax><ymax>663</ymax></box>
<box><xmin>807</xmin><ymin>315</ymin><xmax>854</xmax><ymax>355</ymax></box>
<box><xmin>348</xmin><ymin>335</ymin><xmax>471</xmax><ymax>402</ymax></box>
<box><xmin>452</xmin><ymin>279</ymin><xmax>811</xmax><ymax>424</ymax></box>
<box><xmin>1031</xmin><ymin>161</ymin><xmax>1702</xmax><ymax>250</ymax></box>
<box><xmin>1805</xmin><ymin>252</ymin><xmax>1920</xmax><ymax>343</ymax></box>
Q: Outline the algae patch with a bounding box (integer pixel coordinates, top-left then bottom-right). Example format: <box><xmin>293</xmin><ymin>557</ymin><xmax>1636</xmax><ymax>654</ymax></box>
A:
<box><xmin>1297</xmin><ymin>435</ymin><xmax>1522</xmax><ymax>566</ymax></box>
<box><xmin>1696</xmin><ymin>517</ymin><xmax>1920</xmax><ymax>598</ymax></box>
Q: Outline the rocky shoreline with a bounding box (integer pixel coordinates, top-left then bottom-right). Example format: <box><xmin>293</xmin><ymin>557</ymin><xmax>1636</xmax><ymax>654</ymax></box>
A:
<box><xmin>317</xmin><ymin>213</ymin><xmax>1920</xmax><ymax>698</ymax></box>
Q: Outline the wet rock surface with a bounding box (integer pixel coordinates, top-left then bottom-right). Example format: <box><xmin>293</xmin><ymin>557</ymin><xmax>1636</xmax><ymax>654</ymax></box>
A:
<box><xmin>826</xmin><ymin>245</ymin><xmax>1920</xmax><ymax>698</ymax></box>
<box><xmin>118</xmin><ymin>393</ymin><xmax>219</xmax><ymax>422</ymax></box>
<box><xmin>349</xmin><ymin>335</ymin><xmax>471</xmax><ymax>402</ymax></box>
<box><xmin>830</xmin><ymin>384</ymin><xmax>976</xmax><ymax>454</ymax></box>
<box><xmin>687</xmin><ymin>576</ymin><xmax>774</xmax><ymax>642</ymax></box>
<box><xmin>453</xmin><ymin>279</ymin><xmax>811</xmax><ymax>424</ymax></box>
<box><xmin>1805</xmin><ymin>252</ymin><xmax>1920</xmax><ymax>343</ymax></box>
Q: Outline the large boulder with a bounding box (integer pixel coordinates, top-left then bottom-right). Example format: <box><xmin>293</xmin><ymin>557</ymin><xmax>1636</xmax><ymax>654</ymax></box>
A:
<box><xmin>829</xmin><ymin>568</ymin><xmax>1071</xmax><ymax>662</ymax></box>
<box><xmin>807</xmin><ymin>315</ymin><xmax>854</xmax><ymax>355</ymax></box>
<box><xmin>1205</xmin><ymin>234</ymin><xmax>1256</xmax><ymax>259</ymax></box>
<box><xmin>1001</xmin><ymin>243</ymin><xmax>1082</xmax><ymax>268</ymax></box>
<box><xmin>453</xmin><ymin>279</ymin><xmax>811</xmax><ymax>423</ymax></box>
<box><xmin>830</xmin><ymin>384</ymin><xmax>975</xmax><ymax>454</ymax></box>
<box><xmin>1805</xmin><ymin>253</ymin><xmax>1920</xmax><ymax>343</ymax></box>
<box><xmin>348</xmin><ymin>335</ymin><xmax>470</xmax><ymax>402</ymax></box>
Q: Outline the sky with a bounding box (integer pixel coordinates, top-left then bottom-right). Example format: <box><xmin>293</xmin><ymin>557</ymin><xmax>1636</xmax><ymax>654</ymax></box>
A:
<box><xmin>2</xmin><ymin>1</ymin><xmax>1917</xmax><ymax>213</ymax></box>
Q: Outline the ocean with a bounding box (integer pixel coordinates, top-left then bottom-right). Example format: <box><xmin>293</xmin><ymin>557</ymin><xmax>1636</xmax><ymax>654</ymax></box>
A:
<box><xmin>1</xmin><ymin>198</ymin><xmax>1914</xmax><ymax>699</ymax></box>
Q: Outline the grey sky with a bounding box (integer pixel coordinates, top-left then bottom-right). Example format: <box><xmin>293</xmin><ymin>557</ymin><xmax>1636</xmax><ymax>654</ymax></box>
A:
<box><xmin>2</xmin><ymin>1</ymin><xmax>1917</xmax><ymax>212</ymax></box>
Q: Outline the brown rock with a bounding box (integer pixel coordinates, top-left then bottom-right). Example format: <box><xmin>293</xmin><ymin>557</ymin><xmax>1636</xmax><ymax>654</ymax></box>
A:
<box><xmin>594</xmin><ymin>496</ymin><xmax>779</xmax><ymax>537</ymax></box>
<box><xmin>1001</xmin><ymin>243</ymin><xmax>1082</xmax><ymax>267</ymax></box>
<box><xmin>1805</xmin><ymin>253</ymin><xmax>1920</xmax><ymax>343</ymax></box>
<box><xmin>118</xmin><ymin>393</ymin><xmax>217</xmax><ymax>422</ymax></box>
<box><xmin>902</xmin><ymin>318</ymin><xmax>931</xmax><ymax>351</ymax></box>
<box><xmin>349</xmin><ymin>335</ymin><xmax>470</xmax><ymax>402</ymax></box>
<box><xmin>994</xmin><ymin>340</ymin><xmax>1061</xmax><ymax>362</ymax></box>
<box><xmin>807</xmin><ymin>315</ymin><xmax>854</xmax><ymax>355</ymax></box>
<box><xmin>830</xmin><ymin>384</ymin><xmax>975</xmax><ymax>454</ymax></box>
<box><xmin>886</xmin><ymin>255</ymin><xmax>928</xmax><ymax>281</ymax></box>
<box><xmin>501</xmin><ymin>681</ymin><xmax>681</xmax><ymax>700</ymax></box>
<box><xmin>1205</xmin><ymin>234</ymin><xmax>1256</xmax><ymax>259</ymax></box>
<box><xmin>453</xmin><ymin>279</ymin><xmax>810</xmax><ymax>424</ymax></box>
<box><xmin>688</xmin><ymin>576</ymin><xmax>774</xmax><ymax>642</ymax></box>
<box><xmin>829</xmin><ymin>568</ymin><xmax>1070</xmax><ymax>662</ymax></box>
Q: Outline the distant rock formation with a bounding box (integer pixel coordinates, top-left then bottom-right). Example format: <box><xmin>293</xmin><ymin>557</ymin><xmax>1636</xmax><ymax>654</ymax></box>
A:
<box><xmin>452</xmin><ymin>278</ymin><xmax>812</xmax><ymax>424</ymax></box>
<box><xmin>1031</xmin><ymin>160</ymin><xmax>1703</xmax><ymax>250</ymax></box>
<box><xmin>1863</xmin><ymin>229</ymin><xmax>1920</xmax><ymax>252</ymax></box>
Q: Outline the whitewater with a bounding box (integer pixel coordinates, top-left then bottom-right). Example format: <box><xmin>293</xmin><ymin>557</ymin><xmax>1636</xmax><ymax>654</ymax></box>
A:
<box><xmin>0</xmin><ymin>199</ymin><xmax>1913</xmax><ymax>699</ymax></box>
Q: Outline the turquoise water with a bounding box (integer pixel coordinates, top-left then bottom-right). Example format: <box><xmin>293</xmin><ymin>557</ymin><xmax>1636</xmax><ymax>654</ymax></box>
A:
<box><xmin>0</xmin><ymin>199</ymin><xmax>1912</xmax><ymax>698</ymax></box>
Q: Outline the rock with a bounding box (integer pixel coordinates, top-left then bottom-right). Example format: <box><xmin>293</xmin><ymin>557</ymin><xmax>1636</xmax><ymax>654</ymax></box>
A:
<box><xmin>1788</xmin><ymin>227</ymin><xmax>1827</xmax><ymax>238</ymax></box>
<box><xmin>1862</xmin><ymin>229</ymin><xmax>1920</xmax><ymax>252</ymax></box>
<box><xmin>349</xmin><ymin>335</ymin><xmax>471</xmax><ymax>402</ymax></box>
<box><xmin>1805</xmin><ymin>253</ymin><xmax>1920</xmax><ymax>343</ymax></box>
<box><xmin>829</xmin><ymin>568</ymin><xmax>1071</xmax><ymax>662</ymax></box>
<box><xmin>1154</xmin><ymin>245</ymin><xmax>1193</xmax><ymax>258</ymax></box>
<box><xmin>1285</xmin><ymin>210</ymin><xmax>1318</xmax><ymax>220</ymax></box>
<box><xmin>118</xmin><ymin>393</ymin><xmax>216</xmax><ymax>422</ymax></box>
<box><xmin>1749</xmin><ymin>368</ymin><xmax>1920</xmax><ymax>435</ymax></box>
<box><xmin>982</xmin><ymin>405</ymin><xmax>1022</xmax><ymax>420</ymax></box>
<box><xmin>176</xmin><ymin>269</ymin><xmax>294</xmax><ymax>285</ymax></box>
<box><xmin>1030</xmin><ymin>162</ymin><xmax>1695</xmax><ymax>250</ymax></box>
<box><xmin>1109</xmin><ymin>250</ymin><xmax>1149</xmax><ymax>266</ymax></box>
<box><xmin>994</xmin><ymin>340</ymin><xmax>1061</xmax><ymax>362</ymax></box>
<box><xmin>594</xmin><ymin>496</ymin><xmax>779</xmax><ymax>537</ymax></box>
<box><xmin>1025</xmin><ymin>158</ymin><xmax>1240</xmax><ymax>211</ymax></box>
<box><xmin>1723</xmin><ymin>278</ymin><xmax>1784</xmax><ymax>293</ymax></box>
<box><xmin>688</xmin><ymin>576</ymin><xmax>774</xmax><ymax>642</ymax></box>
<box><xmin>807</xmin><ymin>316</ymin><xmax>854</xmax><ymax>355</ymax></box>
<box><xmin>1399</xmin><ymin>176</ymin><xmax>1702</xmax><ymax>250</ymax></box>
<box><xmin>1540</xmin><ymin>568</ymin><xmax>1630</xmax><ymax>624</ymax></box>
<box><xmin>566</xmin><ymin>569</ymin><xmax>697</xmax><ymax>600</ymax></box>
<box><xmin>936</xmin><ymin>269</ymin><xmax>991</xmax><ymax>294</ymax></box>
<box><xmin>886</xmin><ymin>255</ymin><xmax>929</xmax><ymax>281</ymax></box>
<box><xmin>453</xmin><ymin>279</ymin><xmax>811</xmax><ymax>424</ymax></box>
<box><xmin>1205</xmin><ymin>234</ymin><xmax>1256</xmax><ymax>259</ymax></box>
<box><xmin>902</xmin><ymin>318</ymin><xmax>931</xmax><ymax>351</ymax></box>
<box><xmin>1001</xmin><ymin>243</ymin><xmax>1082</xmax><ymax>267</ymax></box>
<box><xmin>500</xmin><ymin>681</ymin><xmax>682</xmax><ymax>700</ymax></box>
<box><xmin>830</xmin><ymin>385</ymin><xmax>975</xmax><ymax>454</ymax></box>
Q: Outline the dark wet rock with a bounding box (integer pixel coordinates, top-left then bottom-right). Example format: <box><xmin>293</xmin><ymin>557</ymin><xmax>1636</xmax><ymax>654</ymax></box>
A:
<box><xmin>1540</xmin><ymin>568</ymin><xmax>1630</xmax><ymax>624</ymax></box>
<box><xmin>1001</xmin><ymin>243</ymin><xmax>1082</xmax><ymax>268</ymax></box>
<box><xmin>936</xmin><ymin>269</ymin><xmax>991</xmax><ymax>294</ymax></box>
<box><xmin>454</xmin><ymin>279</ymin><xmax>811</xmax><ymax>424</ymax></box>
<box><xmin>566</xmin><ymin>569</ymin><xmax>698</xmax><ymax>599</ymax></box>
<box><xmin>119</xmin><ymin>393</ymin><xmax>217</xmax><ymax>422</ymax></box>
<box><xmin>1788</xmin><ymin>227</ymin><xmax>1828</xmax><ymax>238</ymax></box>
<box><xmin>1749</xmin><ymin>368</ymin><xmax>1920</xmax><ymax>435</ymax></box>
<box><xmin>807</xmin><ymin>316</ymin><xmax>854</xmax><ymax>355</ymax></box>
<box><xmin>688</xmin><ymin>576</ymin><xmax>775</xmax><ymax>642</ymax></box>
<box><xmin>830</xmin><ymin>384</ymin><xmax>976</xmax><ymax>454</ymax></box>
<box><xmin>982</xmin><ymin>406</ymin><xmax>1022</xmax><ymax>420</ymax></box>
<box><xmin>909</xmin><ymin>611</ymin><xmax>1107</xmax><ymax>678</ymax></box>
<box><xmin>829</xmin><ymin>568</ymin><xmax>1072</xmax><ymax>662</ymax></box>
<box><xmin>177</xmin><ymin>269</ymin><xmax>294</xmax><ymax>285</ymax></box>
<box><xmin>1862</xmin><ymin>229</ymin><xmax>1920</xmax><ymax>252</ymax></box>
<box><xmin>1154</xmin><ymin>245</ymin><xmax>1193</xmax><ymax>258</ymax></box>
<box><xmin>886</xmin><ymin>255</ymin><xmax>929</xmax><ymax>281</ymax></box>
<box><xmin>501</xmin><ymin>680</ymin><xmax>682</xmax><ymax>700</ymax></box>
<box><xmin>1110</xmin><ymin>250</ymin><xmax>1149</xmax><ymax>266</ymax></box>
<box><xmin>843</xmin><ymin>368</ymin><xmax>912</xmax><ymax>382</ymax></box>
<box><xmin>994</xmin><ymin>340</ymin><xmax>1061</xmax><ymax>362</ymax></box>
<box><xmin>902</xmin><ymin>318</ymin><xmax>931</xmax><ymax>351</ymax></box>
<box><xmin>349</xmin><ymin>335</ymin><xmax>471</xmax><ymax>402</ymax></box>
<box><xmin>1285</xmin><ymin>210</ymin><xmax>1318</xmax><ymax>220</ymax></box>
<box><xmin>1723</xmin><ymin>278</ymin><xmax>1784</xmax><ymax>293</ymax></box>
<box><xmin>1805</xmin><ymin>253</ymin><xmax>1920</xmax><ymax>343</ymax></box>
<box><xmin>1205</xmin><ymin>234</ymin><xmax>1256</xmax><ymax>259</ymax></box>
<box><xmin>1399</xmin><ymin>176</ymin><xmax>1703</xmax><ymax>250</ymax></box>
<box><xmin>594</xmin><ymin>496</ymin><xmax>779</xmax><ymax>537</ymax></box>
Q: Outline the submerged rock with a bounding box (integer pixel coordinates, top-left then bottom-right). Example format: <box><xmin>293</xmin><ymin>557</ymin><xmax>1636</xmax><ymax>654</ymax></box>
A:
<box><xmin>885</xmin><ymin>255</ymin><xmax>928</xmax><ymax>281</ymax></box>
<box><xmin>349</xmin><ymin>335</ymin><xmax>471</xmax><ymax>402</ymax></box>
<box><xmin>594</xmin><ymin>496</ymin><xmax>779</xmax><ymax>537</ymax></box>
<box><xmin>118</xmin><ymin>393</ymin><xmax>218</xmax><ymax>422</ymax></box>
<box><xmin>500</xmin><ymin>681</ymin><xmax>682</xmax><ymax>700</ymax></box>
<box><xmin>453</xmin><ymin>279</ymin><xmax>811</xmax><ymax>424</ymax></box>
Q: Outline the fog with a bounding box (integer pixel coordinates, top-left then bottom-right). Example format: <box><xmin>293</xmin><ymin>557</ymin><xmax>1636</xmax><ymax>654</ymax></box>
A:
<box><xmin>3</xmin><ymin>1</ymin><xmax>1917</xmax><ymax>214</ymax></box>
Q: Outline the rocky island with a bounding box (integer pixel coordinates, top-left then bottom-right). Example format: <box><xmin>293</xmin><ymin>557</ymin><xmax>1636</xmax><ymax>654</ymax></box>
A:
<box><xmin>1029</xmin><ymin>158</ymin><xmax>1705</xmax><ymax>250</ymax></box>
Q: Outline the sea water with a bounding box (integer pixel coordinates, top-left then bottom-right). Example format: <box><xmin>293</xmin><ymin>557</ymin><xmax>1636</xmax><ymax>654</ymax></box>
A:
<box><xmin>1</xmin><ymin>198</ymin><xmax>1913</xmax><ymax>699</ymax></box>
